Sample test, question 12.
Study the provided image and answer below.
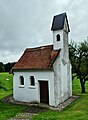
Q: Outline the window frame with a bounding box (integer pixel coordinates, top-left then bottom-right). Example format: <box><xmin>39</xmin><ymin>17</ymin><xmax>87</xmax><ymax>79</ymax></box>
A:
<box><xmin>29</xmin><ymin>76</ymin><xmax>35</xmax><ymax>88</ymax></box>
<box><xmin>30</xmin><ymin>76</ymin><xmax>35</xmax><ymax>86</ymax></box>
<box><xmin>56</xmin><ymin>34</ymin><xmax>60</xmax><ymax>41</ymax></box>
<box><xmin>19</xmin><ymin>76</ymin><xmax>25</xmax><ymax>87</ymax></box>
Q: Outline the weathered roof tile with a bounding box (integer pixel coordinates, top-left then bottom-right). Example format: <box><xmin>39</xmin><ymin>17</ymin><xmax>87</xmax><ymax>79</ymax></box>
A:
<box><xmin>12</xmin><ymin>45</ymin><xmax>60</xmax><ymax>70</ymax></box>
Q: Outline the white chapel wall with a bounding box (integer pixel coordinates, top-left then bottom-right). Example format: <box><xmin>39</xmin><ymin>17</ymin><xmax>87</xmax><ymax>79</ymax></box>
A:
<box><xmin>13</xmin><ymin>70</ymin><xmax>55</xmax><ymax>106</ymax></box>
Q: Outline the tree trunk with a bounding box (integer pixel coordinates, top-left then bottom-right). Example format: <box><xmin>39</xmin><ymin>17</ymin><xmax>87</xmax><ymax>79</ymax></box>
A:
<box><xmin>80</xmin><ymin>79</ymin><xmax>85</xmax><ymax>93</ymax></box>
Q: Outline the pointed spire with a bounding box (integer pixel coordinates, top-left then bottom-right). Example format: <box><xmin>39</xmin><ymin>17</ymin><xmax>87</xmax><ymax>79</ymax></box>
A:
<box><xmin>51</xmin><ymin>12</ymin><xmax>70</xmax><ymax>32</ymax></box>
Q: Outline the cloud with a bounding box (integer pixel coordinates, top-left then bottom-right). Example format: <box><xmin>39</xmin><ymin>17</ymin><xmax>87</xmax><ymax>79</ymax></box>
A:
<box><xmin>0</xmin><ymin>0</ymin><xmax>88</xmax><ymax>63</ymax></box>
<box><xmin>68</xmin><ymin>0</ymin><xmax>88</xmax><ymax>41</ymax></box>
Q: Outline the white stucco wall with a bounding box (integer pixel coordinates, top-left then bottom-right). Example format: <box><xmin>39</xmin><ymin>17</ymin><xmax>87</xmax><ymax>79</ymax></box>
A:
<box><xmin>53</xmin><ymin>52</ymin><xmax>72</xmax><ymax>106</ymax></box>
<box><xmin>13</xmin><ymin>70</ymin><xmax>55</xmax><ymax>106</ymax></box>
<box><xmin>52</xmin><ymin>17</ymin><xmax>72</xmax><ymax>106</ymax></box>
<box><xmin>53</xmin><ymin>54</ymin><xmax>62</xmax><ymax>106</ymax></box>
<box><xmin>53</xmin><ymin>30</ymin><xmax>63</xmax><ymax>50</ymax></box>
<box><xmin>60</xmin><ymin>60</ymin><xmax>69</xmax><ymax>101</ymax></box>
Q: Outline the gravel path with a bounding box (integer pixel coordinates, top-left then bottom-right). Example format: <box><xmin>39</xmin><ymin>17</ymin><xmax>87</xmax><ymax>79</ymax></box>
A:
<box><xmin>9</xmin><ymin>113</ymin><xmax>33</xmax><ymax>120</ymax></box>
<box><xmin>4</xmin><ymin>95</ymin><xmax>79</xmax><ymax>120</ymax></box>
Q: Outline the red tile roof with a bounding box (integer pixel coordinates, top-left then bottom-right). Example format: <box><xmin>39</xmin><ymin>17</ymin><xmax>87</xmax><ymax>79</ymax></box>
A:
<box><xmin>12</xmin><ymin>45</ymin><xmax>60</xmax><ymax>70</ymax></box>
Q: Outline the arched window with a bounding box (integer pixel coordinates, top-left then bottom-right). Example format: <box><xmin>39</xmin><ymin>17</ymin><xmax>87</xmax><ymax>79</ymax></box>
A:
<box><xmin>20</xmin><ymin>76</ymin><xmax>24</xmax><ymax>85</ymax></box>
<box><xmin>30</xmin><ymin>76</ymin><xmax>35</xmax><ymax>86</ymax></box>
<box><xmin>57</xmin><ymin>34</ymin><xmax>60</xmax><ymax>41</ymax></box>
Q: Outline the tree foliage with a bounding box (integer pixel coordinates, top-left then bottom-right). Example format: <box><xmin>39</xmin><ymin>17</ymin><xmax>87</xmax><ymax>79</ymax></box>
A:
<box><xmin>69</xmin><ymin>39</ymin><xmax>88</xmax><ymax>93</ymax></box>
<box><xmin>0</xmin><ymin>62</ymin><xmax>16</xmax><ymax>72</ymax></box>
<box><xmin>0</xmin><ymin>62</ymin><xmax>5</xmax><ymax>72</ymax></box>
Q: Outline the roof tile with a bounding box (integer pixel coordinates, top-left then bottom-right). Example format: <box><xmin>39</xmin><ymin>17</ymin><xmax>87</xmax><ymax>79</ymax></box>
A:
<box><xmin>12</xmin><ymin>45</ymin><xmax>60</xmax><ymax>70</ymax></box>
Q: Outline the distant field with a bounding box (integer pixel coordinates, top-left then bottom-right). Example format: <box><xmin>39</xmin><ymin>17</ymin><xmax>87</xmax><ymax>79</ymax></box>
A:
<box><xmin>0</xmin><ymin>72</ymin><xmax>13</xmax><ymax>99</ymax></box>
<box><xmin>0</xmin><ymin>72</ymin><xmax>88</xmax><ymax>120</ymax></box>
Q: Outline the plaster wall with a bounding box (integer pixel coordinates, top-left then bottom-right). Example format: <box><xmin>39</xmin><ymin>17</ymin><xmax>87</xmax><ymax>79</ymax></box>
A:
<box><xmin>53</xmin><ymin>17</ymin><xmax>72</xmax><ymax>106</ymax></box>
<box><xmin>53</xmin><ymin>30</ymin><xmax>63</xmax><ymax>50</ymax></box>
<box><xmin>53</xmin><ymin>54</ymin><xmax>62</xmax><ymax>106</ymax></box>
<box><xmin>53</xmin><ymin>53</ymin><xmax>72</xmax><ymax>106</ymax></box>
<box><xmin>13</xmin><ymin>70</ymin><xmax>55</xmax><ymax>106</ymax></box>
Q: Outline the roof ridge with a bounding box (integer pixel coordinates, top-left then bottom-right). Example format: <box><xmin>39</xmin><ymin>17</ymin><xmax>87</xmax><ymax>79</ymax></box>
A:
<box><xmin>25</xmin><ymin>44</ymin><xmax>53</xmax><ymax>52</ymax></box>
<box><xmin>54</xmin><ymin>12</ymin><xmax>66</xmax><ymax>17</ymax></box>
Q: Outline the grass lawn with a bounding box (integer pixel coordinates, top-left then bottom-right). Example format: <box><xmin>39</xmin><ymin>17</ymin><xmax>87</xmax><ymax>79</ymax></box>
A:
<box><xmin>0</xmin><ymin>72</ymin><xmax>88</xmax><ymax>120</ymax></box>
<box><xmin>0</xmin><ymin>72</ymin><xmax>26</xmax><ymax>120</ymax></box>
<box><xmin>0</xmin><ymin>72</ymin><xmax>13</xmax><ymax>99</ymax></box>
<box><xmin>33</xmin><ymin>79</ymin><xmax>88</xmax><ymax>120</ymax></box>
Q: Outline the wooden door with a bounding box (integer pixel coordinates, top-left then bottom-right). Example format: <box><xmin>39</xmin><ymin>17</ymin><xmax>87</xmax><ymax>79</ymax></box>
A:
<box><xmin>39</xmin><ymin>81</ymin><xmax>49</xmax><ymax>104</ymax></box>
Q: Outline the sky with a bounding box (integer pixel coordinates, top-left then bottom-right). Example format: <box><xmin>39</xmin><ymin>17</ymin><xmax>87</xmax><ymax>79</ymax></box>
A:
<box><xmin>0</xmin><ymin>0</ymin><xmax>88</xmax><ymax>63</ymax></box>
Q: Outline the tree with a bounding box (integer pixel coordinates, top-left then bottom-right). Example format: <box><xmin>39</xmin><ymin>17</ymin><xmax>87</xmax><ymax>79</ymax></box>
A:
<box><xmin>0</xmin><ymin>62</ymin><xmax>5</xmax><ymax>72</ymax></box>
<box><xmin>69</xmin><ymin>39</ymin><xmax>88</xmax><ymax>93</ymax></box>
<box><xmin>4</xmin><ymin>62</ymin><xmax>16</xmax><ymax>72</ymax></box>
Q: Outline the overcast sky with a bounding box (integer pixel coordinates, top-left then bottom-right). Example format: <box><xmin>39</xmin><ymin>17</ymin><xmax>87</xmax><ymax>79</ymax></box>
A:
<box><xmin>0</xmin><ymin>0</ymin><xmax>88</xmax><ymax>63</ymax></box>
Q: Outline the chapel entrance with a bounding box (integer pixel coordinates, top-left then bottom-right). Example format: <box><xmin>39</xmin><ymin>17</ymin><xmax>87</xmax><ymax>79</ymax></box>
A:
<box><xmin>39</xmin><ymin>81</ymin><xmax>49</xmax><ymax>104</ymax></box>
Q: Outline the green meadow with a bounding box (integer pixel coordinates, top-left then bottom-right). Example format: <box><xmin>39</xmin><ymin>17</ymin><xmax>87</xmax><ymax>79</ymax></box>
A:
<box><xmin>0</xmin><ymin>73</ymin><xmax>26</xmax><ymax>120</ymax></box>
<box><xmin>0</xmin><ymin>72</ymin><xmax>88</xmax><ymax>120</ymax></box>
<box><xmin>33</xmin><ymin>80</ymin><xmax>88</xmax><ymax>120</ymax></box>
<box><xmin>0</xmin><ymin>72</ymin><xmax>13</xmax><ymax>99</ymax></box>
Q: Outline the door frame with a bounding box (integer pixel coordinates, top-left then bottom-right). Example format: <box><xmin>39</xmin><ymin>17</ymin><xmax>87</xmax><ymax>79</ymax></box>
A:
<box><xmin>39</xmin><ymin>80</ymin><xmax>49</xmax><ymax>104</ymax></box>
